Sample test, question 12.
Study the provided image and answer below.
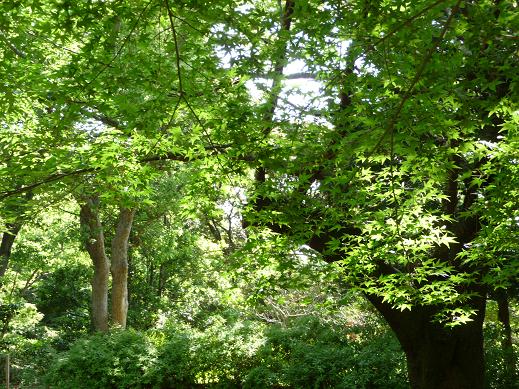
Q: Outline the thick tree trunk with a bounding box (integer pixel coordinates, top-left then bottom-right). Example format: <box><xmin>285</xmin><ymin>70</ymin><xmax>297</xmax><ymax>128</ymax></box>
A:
<box><xmin>80</xmin><ymin>197</ymin><xmax>110</xmax><ymax>332</ymax></box>
<box><xmin>367</xmin><ymin>292</ymin><xmax>486</xmax><ymax>389</ymax></box>
<box><xmin>403</xmin><ymin>315</ymin><xmax>485</xmax><ymax>389</ymax></box>
<box><xmin>110</xmin><ymin>207</ymin><xmax>135</xmax><ymax>329</ymax></box>
<box><xmin>0</xmin><ymin>223</ymin><xmax>22</xmax><ymax>277</ymax></box>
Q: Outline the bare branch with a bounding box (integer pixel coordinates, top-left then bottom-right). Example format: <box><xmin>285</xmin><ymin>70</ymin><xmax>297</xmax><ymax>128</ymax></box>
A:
<box><xmin>252</xmin><ymin>72</ymin><xmax>318</xmax><ymax>80</ymax></box>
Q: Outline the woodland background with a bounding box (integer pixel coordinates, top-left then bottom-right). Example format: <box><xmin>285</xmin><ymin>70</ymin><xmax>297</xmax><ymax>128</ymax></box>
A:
<box><xmin>0</xmin><ymin>0</ymin><xmax>518</xmax><ymax>388</ymax></box>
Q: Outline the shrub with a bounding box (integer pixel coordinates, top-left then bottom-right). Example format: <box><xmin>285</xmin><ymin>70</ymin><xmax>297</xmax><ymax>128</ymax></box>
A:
<box><xmin>43</xmin><ymin>316</ymin><xmax>409</xmax><ymax>388</ymax></box>
<box><xmin>146</xmin><ymin>328</ymin><xmax>195</xmax><ymax>388</ymax></box>
<box><xmin>484</xmin><ymin>321</ymin><xmax>519</xmax><ymax>389</ymax></box>
<box><xmin>243</xmin><ymin>316</ymin><xmax>408</xmax><ymax>389</ymax></box>
<box><xmin>148</xmin><ymin>317</ymin><xmax>264</xmax><ymax>388</ymax></box>
<box><xmin>45</xmin><ymin>329</ymin><xmax>155</xmax><ymax>389</ymax></box>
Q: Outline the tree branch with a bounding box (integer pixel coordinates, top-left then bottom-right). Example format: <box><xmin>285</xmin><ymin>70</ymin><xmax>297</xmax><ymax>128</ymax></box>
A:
<box><xmin>0</xmin><ymin>144</ymin><xmax>233</xmax><ymax>200</ymax></box>
<box><xmin>165</xmin><ymin>0</ymin><xmax>184</xmax><ymax>95</ymax></box>
<box><xmin>372</xmin><ymin>0</ymin><xmax>448</xmax><ymax>48</ymax></box>
<box><xmin>0</xmin><ymin>29</ymin><xmax>27</xmax><ymax>59</ymax></box>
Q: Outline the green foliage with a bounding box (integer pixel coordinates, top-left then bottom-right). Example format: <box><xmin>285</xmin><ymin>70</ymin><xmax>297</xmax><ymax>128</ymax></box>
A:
<box><xmin>484</xmin><ymin>299</ymin><xmax>519</xmax><ymax>389</ymax></box>
<box><xmin>44</xmin><ymin>314</ymin><xmax>407</xmax><ymax>389</ymax></box>
<box><xmin>0</xmin><ymin>271</ymin><xmax>56</xmax><ymax>387</ymax></box>
<box><xmin>244</xmin><ymin>316</ymin><xmax>407</xmax><ymax>389</ymax></box>
<box><xmin>148</xmin><ymin>318</ymin><xmax>263</xmax><ymax>388</ymax></box>
<box><xmin>0</xmin><ymin>271</ymin><xmax>44</xmax><ymax>353</ymax></box>
<box><xmin>147</xmin><ymin>329</ymin><xmax>194</xmax><ymax>388</ymax></box>
<box><xmin>5</xmin><ymin>335</ymin><xmax>56</xmax><ymax>388</ymax></box>
<box><xmin>33</xmin><ymin>263</ymin><xmax>91</xmax><ymax>348</ymax></box>
<box><xmin>2</xmin><ymin>0</ymin><xmax>519</xmax><ymax>386</ymax></box>
<box><xmin>45</xmin><ymin>329</ymin><xmax>156</xmax><ymax>389</ymax></box>
<box><xmin>3</xmin><ymin>205</ymin><xmax>91</xmax><ymax>348</ymax></box>
<box><xmin>484</xmin><ymin>321</ymin><xmax>519</xmax><ymax>389</ymax></box>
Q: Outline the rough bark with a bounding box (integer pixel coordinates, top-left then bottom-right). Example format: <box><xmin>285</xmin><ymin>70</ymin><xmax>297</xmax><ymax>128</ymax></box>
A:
<box><xmin>80</xmin><ymin>197</ymin><xmax>110</xmax><ymax>332</ymax></box>
<box><xmin>0</xmin><ymin>223</ymin><xmax>22</xmax><ymax>278</ymax></box>
<box><xmin>110</xmin><ymin>207</ymin><xmax>135</xmax><ymax>329</ymax></box>
<box><xmin>304</xmin><ymin>211</ymin><xmax>486</xmax><ymax>389</ymax></box>
<box><xmin>366</xmin><ymin>290</ymin><xmax>486</xmax><ymax>389</ymax></box>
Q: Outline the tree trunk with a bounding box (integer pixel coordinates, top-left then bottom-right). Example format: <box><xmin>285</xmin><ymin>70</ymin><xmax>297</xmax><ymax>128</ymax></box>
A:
<box><xmin>367</xmin><ymin>291</ymin><xmax>486</xmax><ymax>389</ymax></box>
<box><xmin>0</xmin><ymin>223</ymin><xmax>22</xmax><ymax>277</ymax></box>
<box><xmin>0</xmin><ymin>192</ymin><xmax>32</xmax><ymax>278</ymax></box>
<box><xmin>495</xmin><ymin>289</ymin><xmax>517</xmax><ymax>383</ymax></box>
<box><xmin>80</xmin><ymin>197</ymin><xmax>110</xmax><ymax>332</ymax></box>
<box><xmin>110</xmin><ymin>207</ymin><xmax>135</xmax><ymax>329</ymax></box>
<box><xmin>158</xmin><ymin>263</ymin><xmax>166</xmax><ymax>298</ymax></box>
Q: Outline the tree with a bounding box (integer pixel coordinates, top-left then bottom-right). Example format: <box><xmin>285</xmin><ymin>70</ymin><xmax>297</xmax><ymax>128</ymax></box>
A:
<box><xmin>235</xmin><ymin>1</ymin><xmax>518</xmax><ymax>388</ymax></box>
<box><xmin>1</xmin><ymin>0</ymin><xmax>518</xmax><ymax>387</ymax></box>
<box><xmin>0</xmin><ymin>0</ymin><xmax>228</xmax><ymax>329</ymax></box>
<box><xmin>79</xmin><ymin>197</ymin><xmax>110</xmax><ymax>331</ymax></box>
<box><xmin>0</xmin><ymin>222</ymin><xmax>22</xmax><ymax>278</ymax></box>
<box><xmin>79</xmin><ymin>193</ymin><xmax>136</xmax><ymax>330</ymax></box>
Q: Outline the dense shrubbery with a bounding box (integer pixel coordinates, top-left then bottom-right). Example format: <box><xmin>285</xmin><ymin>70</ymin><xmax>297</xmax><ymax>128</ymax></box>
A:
<box><xmin>484</xmin><ymin>323</ymin><xmax>519</xmax><ymax>389</ymax></box>
<box><xmin>33</xmin><ymin>263</ymin><xmax>92</xmax><ymax>349</ymax></box>
<box><xmin>243</xmin><ymin>317</ymin><xmax>407</xmax><ymax>389</ymax></box>
<box><xmin>41</xmin><ymin>316</ymin><xmax>408</xmax><ymax>389</ymax></box>
<box><xmin>45</xmin><ymin>330</ymin><xmax>155</xmax><ymax>389</ymax></box>
<box><xmin>8</xmin><ymin>306</ymin><xmax>514</xmax><ymax>389</ymax></box>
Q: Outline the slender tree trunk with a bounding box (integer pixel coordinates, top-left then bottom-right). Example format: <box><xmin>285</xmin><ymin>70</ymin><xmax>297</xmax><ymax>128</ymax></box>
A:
<box><xmin>158</xmin><ymin>263</ymin><xmax>166</xmax><ymax>298</ymax></box>
<box><xmin>127</xmin><ymin>246</ymin><xmax>133</xmax><ymax>308</ymax></box>
<box><xmin>0</xmin><ymin>223</ymin><xmax>22</xmax><ymax>277</ymax></box>
<box><xmin>495</xmin><ymin>289</ymin><xmax>517</xmax><ymax>383</ymax></box>
<box><xmin>110</xmin><ymin>207</ymin><xmax>135</xmax><ymax>329</ymax></box>
<box><xmin>80</xmin><ymin>197</ymin><xmax>110</xmax><ymax>332</ymax></box>
<box><xmin>367</xmin><ymin>291</ymin><xmax>487</xmax><ymax>389</ymax></box>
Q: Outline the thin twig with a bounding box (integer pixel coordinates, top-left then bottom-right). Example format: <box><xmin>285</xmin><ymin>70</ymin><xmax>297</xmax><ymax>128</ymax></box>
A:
<box><xmin>87</xmin><ymin>0</ymin><xmax>154</xmax><ymax>86</ymax></box>
<box><xmin>372</xmin><ymin>0</ymin><xmax>448</xmax><ymax>48</ymax></box>
<box><xmin>0</xmin><ymin>143</ymin><xmax>234</xmax><ymax>200</ymax></box>
<box><xmin>366</xmin><ymin>0</ymin><xmax>464</xmax><ymax>160</ymax></box>
<box><xmin>341</xmin><ymin>0</ymin><xmax>463</xmax><ymax>188</ymax></box>
<box><xmin>0</xmin><ymin>29</ymin><xmax>27</xmax><ymax>58</ymax></box>
<box><xmin>165</xmin><ymin>0</ymin><xmax>184</xmax><ymax>95</ymax></box>
<box><xmin>142</xmin><ymin>97</ymin><xmax>182</xmax><ymax>159</ymax></box>
<box><xmin>170</xmin><ymin>13</ymin><xmax>206</xmax><ymax>35</ymax></box>
<box><xmin>0</xmin><ymin>168</ymin><xmax>95</xmax><ymax>200</ymax></box>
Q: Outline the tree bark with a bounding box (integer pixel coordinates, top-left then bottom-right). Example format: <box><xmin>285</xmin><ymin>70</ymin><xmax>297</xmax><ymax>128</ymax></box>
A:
<box><xmin>495</xmin><ymin>289</ymin><xmax>517</xmax><ymax>383</ymax></box>
<box><xmin>158</xmin><ymin>263</ymin><xmax>166</xmax><ymax>298</ymax></box>
<box><xmin>0</xmin><ymin>223</ymin><xmax>22</xmax><ymax>278</ymax></box>
<box><xmin>110</xmin><ymin>207</ymin><xmax>135</xmax><ymax>329</ymax></box>
<box><xmin>80</xmin><ymin>197</ymin><xmax>110</xmax><ymax>332</ymax></box>
<box><xmin>0</xmin><ymin>192</ymin><xmax>33</xmax><ymax>278</ymax></box>
<box><xmin>367</xmin><ymin>291</ymin><xmax>487</xmax><ymax>389</ymax></box>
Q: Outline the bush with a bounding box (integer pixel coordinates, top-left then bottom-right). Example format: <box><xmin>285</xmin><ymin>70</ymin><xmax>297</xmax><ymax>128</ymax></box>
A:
<box><xmin>243</xmin><ymin>316</ymin><xmax>408</xmax><ymax>389</ymax></box>
<box><xmin>192</xmin><ymin>318</ymin><xmax>264</xmax><ymax>387</ymax></box>
<box><xmin>2</xmin><ymin>336</ymin><xmax>56</xmax><ymax>388</ymax></box>
<box><xmin>146</xmin><ymin>328</ymin><xmax>195</xmax><ymax>388</ymax></box>
<box><xmin>45</xmin><ymin>329</ymin><xmax>156</xmax><ymax>389</ymax></box>
<box><xmin>148</xmin><ymin>317</ymin><xmax>264</xmax><ymax>388</ymax></box>
<box><xmin>44</xmin><ymin>316</ymin><xmax>408</xmax><ymax>388</ymax></box>
<box><xmin>484</xmin><ymin>322</ymin><xmax>519</xmax><ymax>389</ymax></box>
